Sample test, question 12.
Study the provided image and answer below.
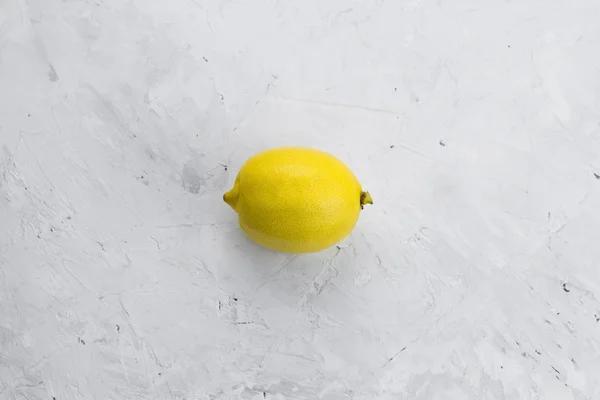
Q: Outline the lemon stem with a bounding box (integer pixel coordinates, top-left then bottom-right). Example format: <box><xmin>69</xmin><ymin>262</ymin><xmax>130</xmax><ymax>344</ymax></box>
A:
<box><xmin>360</xmin><ymin>191</ymin><xmax>373</xmax><ymax>209</ymax></box>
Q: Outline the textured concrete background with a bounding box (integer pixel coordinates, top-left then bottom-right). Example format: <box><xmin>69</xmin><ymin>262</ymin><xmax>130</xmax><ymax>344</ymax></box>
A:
<box><xmin>1</xmin><ymin>0</ymin><xmax>600</xmax><ymax>399</ymax></box>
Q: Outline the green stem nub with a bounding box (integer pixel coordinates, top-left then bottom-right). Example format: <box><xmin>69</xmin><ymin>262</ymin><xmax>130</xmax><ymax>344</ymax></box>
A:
<box><xmin>360</xmin><ymin>191</ymin><xmax>373</xmax><ymax>209</ymax></box>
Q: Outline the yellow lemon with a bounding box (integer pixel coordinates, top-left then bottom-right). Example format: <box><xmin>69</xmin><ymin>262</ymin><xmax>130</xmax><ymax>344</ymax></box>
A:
<box><xmin>223</xmin><ymin>146</ymin><xmax>372</xmax><ymax>253</ymax></box>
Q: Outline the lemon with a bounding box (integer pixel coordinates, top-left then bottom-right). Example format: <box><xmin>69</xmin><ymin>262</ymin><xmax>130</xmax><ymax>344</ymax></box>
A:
<box><xmin>223</xmin><ymin>146</ymin><xmax>372</xmax><ymax>253</ymax></box>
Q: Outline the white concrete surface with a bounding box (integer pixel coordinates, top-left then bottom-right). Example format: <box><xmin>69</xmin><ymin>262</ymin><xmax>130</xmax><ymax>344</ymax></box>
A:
<box><xmin>1</xmin><ymin>0</ymin><xmax>600</xmax><ymax>399</ymax></box>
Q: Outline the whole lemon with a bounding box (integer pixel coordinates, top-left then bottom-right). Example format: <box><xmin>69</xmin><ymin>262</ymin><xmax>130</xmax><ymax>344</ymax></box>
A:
<box><xmin>223</xmin><ymin>146</ymin><xmax>372</xmax><ymax>253</ymax></box>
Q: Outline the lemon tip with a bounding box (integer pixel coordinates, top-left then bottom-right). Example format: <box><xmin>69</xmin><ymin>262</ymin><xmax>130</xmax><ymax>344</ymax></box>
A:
<box><xmin>223</xmin><ymin>189</ymin><xmax>238</xmax><ymax>210</ymax></box>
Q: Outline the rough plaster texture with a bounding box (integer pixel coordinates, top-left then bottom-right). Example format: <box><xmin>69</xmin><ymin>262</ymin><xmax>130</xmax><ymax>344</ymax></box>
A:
<box><xmin>1</xmin><ymin>0</ymin><xmax>600</xmax><ymax>399</ymax></box>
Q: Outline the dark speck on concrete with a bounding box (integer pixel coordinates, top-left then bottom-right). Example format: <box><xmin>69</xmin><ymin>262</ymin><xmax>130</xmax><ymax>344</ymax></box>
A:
<box><xmin>552</xmin><ymin>366</ymin><xmax>561</xmax><ymax>374</ymax></box>
<box><xmin>439</xmin><ymin>140</ymin><xmax>446</xmax><ymax>147</ymax></box>
<box><xmin>562</xmin><ymin>283</ymin><xmax>570</xmax><ymax>293</ymax></box>
<box><xmin>390</xmin><ymin>145</ymin><xmax>395</xmax><ymax>149</ymax></box>
<box><xmin>594</xmin><ymin>173</ymin><xmax>600</xmax><ymax>180</ymax></box>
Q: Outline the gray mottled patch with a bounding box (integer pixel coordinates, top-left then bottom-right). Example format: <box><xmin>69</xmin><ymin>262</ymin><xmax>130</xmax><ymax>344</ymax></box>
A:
<box><xmin>181</xmin><ymin>155</ymin><xmax>228</xmax><ymax>195</ymax></box>
<box><xmin>182</xmin><ymin>164</ymin><xmax>205</xmax><ymax>194</ymax></box>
